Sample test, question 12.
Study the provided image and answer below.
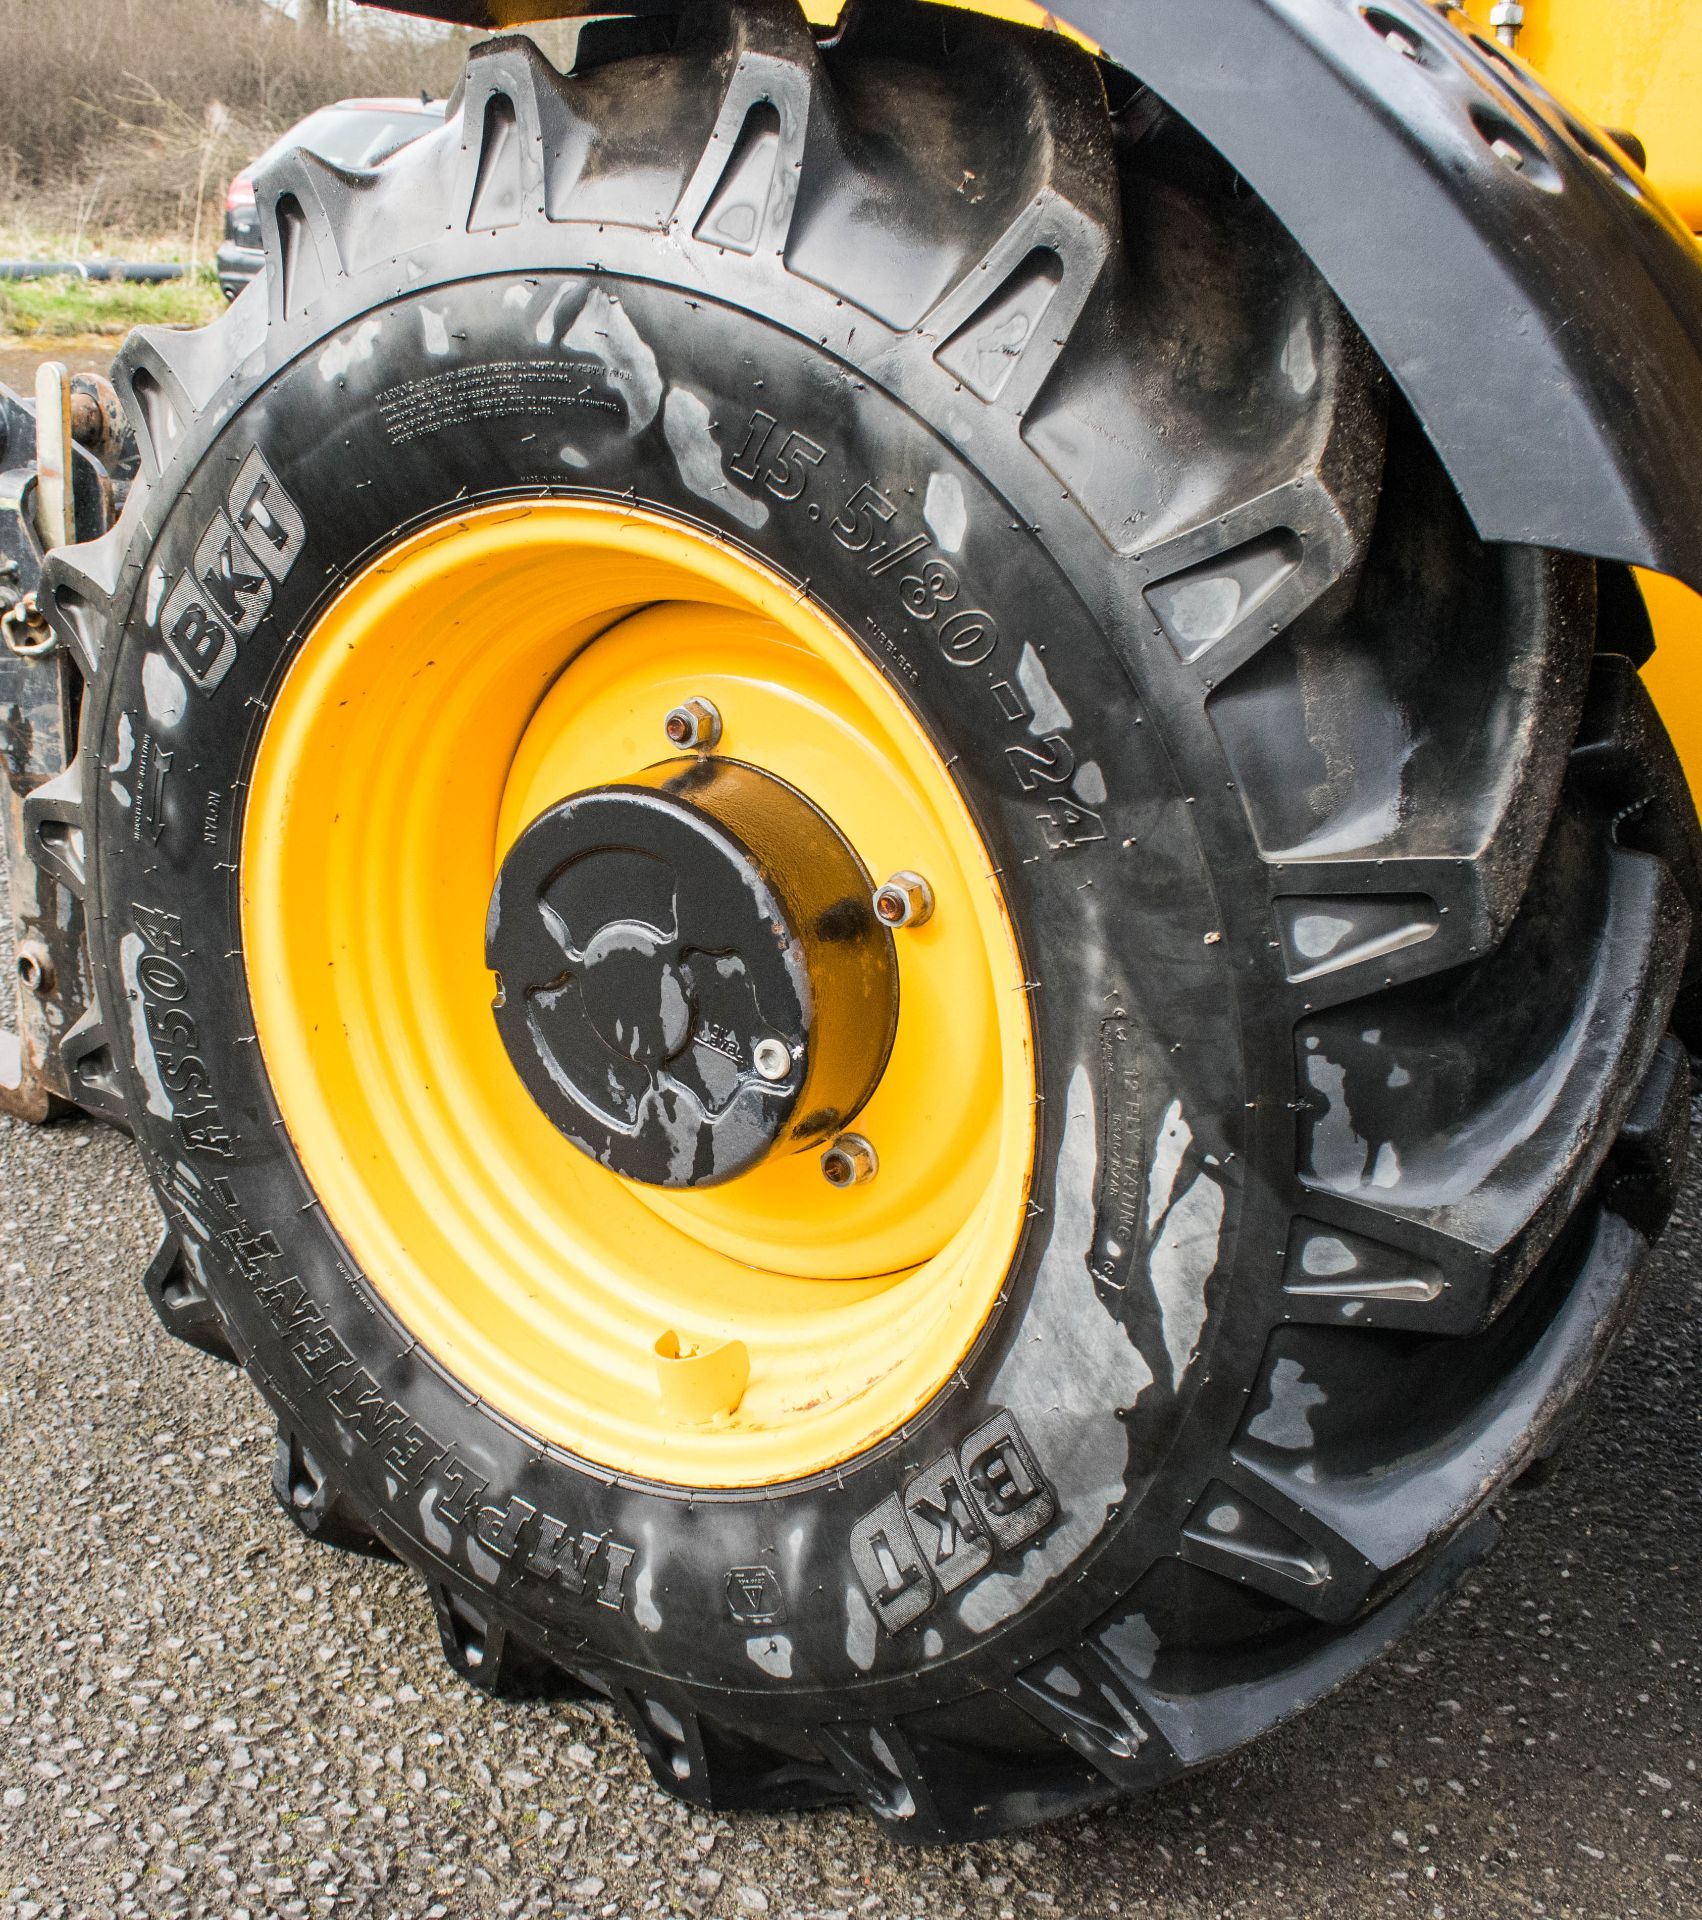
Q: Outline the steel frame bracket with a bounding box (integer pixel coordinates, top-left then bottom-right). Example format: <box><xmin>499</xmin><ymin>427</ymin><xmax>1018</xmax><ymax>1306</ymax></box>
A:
<box><xmin>0</xmin><ymin>378</ymin><xmax>108</xmax><ymax>1123</ymax></box>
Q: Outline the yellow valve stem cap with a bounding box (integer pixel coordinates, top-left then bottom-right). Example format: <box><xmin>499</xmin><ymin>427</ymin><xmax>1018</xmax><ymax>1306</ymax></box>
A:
<box><xmin>654</xmin><ymin>1330</ymin><xmax>752</xmax><ymax>1425</ymax></box>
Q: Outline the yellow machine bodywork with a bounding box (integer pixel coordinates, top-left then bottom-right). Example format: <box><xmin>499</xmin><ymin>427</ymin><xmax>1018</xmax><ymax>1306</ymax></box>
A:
<box><xmin>1462</xmin><ymin>0</ymin><xmax>1702</xmax><ymax>226</ymax></box>
<box><xmin>1455</xmin><ymin>3</ymin><xmax>1702</xmax><ymax>800</ymax></box>
<box><xmin>798</xmin><ymin>0</ymin><xmax>1090</xmax><ymax>36</ymax></box>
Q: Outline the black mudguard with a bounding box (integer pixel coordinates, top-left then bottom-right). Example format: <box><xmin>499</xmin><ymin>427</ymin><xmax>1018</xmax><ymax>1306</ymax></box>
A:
<box><xmin>357</xmin><ymin>0</ymin><xmax>1702</xmax><ymax>595</ymax></box>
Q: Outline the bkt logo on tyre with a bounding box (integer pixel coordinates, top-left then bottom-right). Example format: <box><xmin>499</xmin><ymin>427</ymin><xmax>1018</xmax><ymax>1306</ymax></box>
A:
<box><xmin>850</xmin><ymin>1411</ymin><xmax>1055</xmax><ymax>1633</ymax></box>
<box><xmin>159</xmin><ymin>448</ymin><xmax>306</xmax><ymax>694</ymax></box>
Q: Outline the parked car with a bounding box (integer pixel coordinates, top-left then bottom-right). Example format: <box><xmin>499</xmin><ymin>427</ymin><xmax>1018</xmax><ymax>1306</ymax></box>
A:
<box><xmin>218</xmin><ymin>97</ymin><xmax>447</xmax><ymax>299</ymax></box>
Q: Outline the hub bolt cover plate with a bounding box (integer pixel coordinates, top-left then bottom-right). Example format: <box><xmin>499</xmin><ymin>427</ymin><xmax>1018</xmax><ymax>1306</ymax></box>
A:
<box><xmin>486</xmin><ymin>759</ymin><xmax>898</xmax><ymax>1189</ymax></box>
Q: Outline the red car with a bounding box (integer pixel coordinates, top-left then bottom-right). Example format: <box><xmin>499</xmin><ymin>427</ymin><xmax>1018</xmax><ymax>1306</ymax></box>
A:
<box><xmin>218</xmin><ymin>96</ymin><xmax>446</xmax><ymax>299</ymax></box>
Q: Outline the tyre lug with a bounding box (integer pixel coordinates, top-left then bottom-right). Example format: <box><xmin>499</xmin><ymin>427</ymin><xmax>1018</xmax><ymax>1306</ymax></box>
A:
<box><xmin>821</xmin><ymin>1132</ymin><xmax>878</xmax><ymax>1188</ymax></box>
<box><xmin>873</xmin><ymin>871</ymin><xmax>933</xmax><ymax>929</ymax></box>
<box><xmin>663</xmin><ymin>697</ymin><xmax>722</xmax><ymax>752</ymax></box>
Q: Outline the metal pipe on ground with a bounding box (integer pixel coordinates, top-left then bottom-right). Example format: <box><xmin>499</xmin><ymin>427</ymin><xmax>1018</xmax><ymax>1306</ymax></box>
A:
<box><xmin>0</xmin><ymin>262</ymin><xmax>188</xmax><ymax>283</ymax></box>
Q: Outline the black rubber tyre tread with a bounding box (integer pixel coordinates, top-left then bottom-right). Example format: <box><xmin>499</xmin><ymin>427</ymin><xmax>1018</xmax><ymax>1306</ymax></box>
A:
<box><xmin>141</xmin><ymin>1227</ymin><xmax>240</xmax><ymax>1366</ymax></box>
<box><xmin>1570</xmin><ymin>645</ymin><xmax>1702</xmax><ymax>1050</ymax></box>
<box><xmin>48</xmin><ymin>0</ymin><xmax>1701</xmax><ymax>1840</ymax></box>
<box><xmin>272</xmin><ymin>1425</ymin><xmax>397</xmax><ymax>1559</ymax></box>
<box><xmin>429</xmin><ymin>1584</ymin><xmax>601</xmax><ymax>1702</ymax></box>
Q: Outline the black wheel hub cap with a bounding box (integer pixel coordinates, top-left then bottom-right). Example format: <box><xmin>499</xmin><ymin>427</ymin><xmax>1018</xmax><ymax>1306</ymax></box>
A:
<box><xmin>486</xmin><ymin>758</ymin><xmax>900</xmax><ymax>1188</ymax></box>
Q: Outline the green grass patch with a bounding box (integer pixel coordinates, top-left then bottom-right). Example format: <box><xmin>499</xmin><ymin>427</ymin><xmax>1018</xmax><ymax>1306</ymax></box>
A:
<box><xmin>0</xmin><ymin>222</ymin><xmax>197</xmax><ymax>264</ymax></box>
<box><xmin>0</xmin><ymin>269</ymin><xmax>224</xmax><ymax>339</ymax></box>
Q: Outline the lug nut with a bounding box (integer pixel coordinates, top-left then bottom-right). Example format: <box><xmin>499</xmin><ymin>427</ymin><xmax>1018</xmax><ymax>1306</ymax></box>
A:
<box><xmin>820</xmin><ymin>1133</ymin><xmax>878</xmax><ymax>1188</ymax></box>
<box><xmin>1</xmin><ymin>594</ymin><xmax>54</xmax><ymax>659</ymax></box>
<box><xmin>872</xmin><ymin>871</ymin><xmax>934</xmax><ymax>930</ymax></box>
<box><xmin>664</xmin><ymin>697</ymin><xmax>722</xmax><ymax>752</ymax></box>
<box><xmin>752</xmin><ymin>1037</ymin><xmax>791</xmax><ymax>1083</ymax></box>
<box><xmin>15</xmin><ymin>943</ymin><xmax>52</xmax><ymax>995</ymax></box>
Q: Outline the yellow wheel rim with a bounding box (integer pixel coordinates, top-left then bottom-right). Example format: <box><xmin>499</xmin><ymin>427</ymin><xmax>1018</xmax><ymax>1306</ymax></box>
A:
<box><xmin>242</xmin><ymin>501</ymin><xmax>1035</xmax><ymax>1487</ymax></box>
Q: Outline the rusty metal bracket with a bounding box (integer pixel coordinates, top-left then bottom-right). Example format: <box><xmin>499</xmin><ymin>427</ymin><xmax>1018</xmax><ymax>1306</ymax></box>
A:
<box><xmin>0</xmin><ymin>370</ymin><xmax>117</xmax><ymax>1123</ymax></box>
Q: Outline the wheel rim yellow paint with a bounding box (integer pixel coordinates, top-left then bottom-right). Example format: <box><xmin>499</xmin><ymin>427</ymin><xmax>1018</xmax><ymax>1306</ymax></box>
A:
<box><xmin>242</xmin><ymin>501</ymin><xmax>1035</xmax><ymax>1487</ymax></box>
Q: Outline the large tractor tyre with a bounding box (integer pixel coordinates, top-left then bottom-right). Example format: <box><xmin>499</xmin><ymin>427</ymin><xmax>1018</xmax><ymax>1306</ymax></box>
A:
<box><xmin>36</xmin><ymin>0</ymin><xmax>1698</xmax><ymax>1841</ymax></box>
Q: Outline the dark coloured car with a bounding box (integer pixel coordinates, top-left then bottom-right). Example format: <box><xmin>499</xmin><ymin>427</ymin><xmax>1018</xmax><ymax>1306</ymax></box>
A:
<box><xmin>217</xmin><ymin>97</ymin><xmax>446</xmax><ymax>298</ymax></box>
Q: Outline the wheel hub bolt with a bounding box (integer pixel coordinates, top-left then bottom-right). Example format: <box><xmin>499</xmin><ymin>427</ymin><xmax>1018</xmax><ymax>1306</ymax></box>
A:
<box><xmin>664</xmin><ymin>697</ymin><xmax>722</xmax><ymax>752</ymax></box>
<box><xmin>1</xmin><ymin>593</ymin><xmax>54</xmax><ymax>659</ymax></box>
<box><xmin>821</xmin><ymin>1133</ymin><xmax>878</xmax><ymax>1188</ymax></box>
<box><xmin>752</xmin><ymin>1036</ymin><xmax>791</xmax><ymax>1083</ymax></box>
<box><xmin>15</xmin><ymin>943</ymin><xmax>52</xmax><ymax>995</ymax></box>
<box><xmin>873</xmin><ymin>871</ymin><xmax>934</xmax><ymax>930</ymax></box>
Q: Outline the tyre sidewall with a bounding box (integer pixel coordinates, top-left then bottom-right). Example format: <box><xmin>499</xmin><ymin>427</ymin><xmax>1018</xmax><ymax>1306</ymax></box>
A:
<box><xmin>92</xmin><ymin>271</ymin><xmax>1256</xmax><ymax>1713</ymax></box>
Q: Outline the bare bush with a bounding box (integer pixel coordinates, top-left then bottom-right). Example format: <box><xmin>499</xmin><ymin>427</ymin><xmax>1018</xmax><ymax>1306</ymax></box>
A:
<box><xmin>0</xmin><ymin>0</ymin><xmax>472</xmax><ymax>245</ymax></box>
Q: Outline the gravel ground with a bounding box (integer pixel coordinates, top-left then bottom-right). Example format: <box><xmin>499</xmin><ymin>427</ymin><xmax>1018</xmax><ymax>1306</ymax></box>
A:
<box><xmin>0</xmin><ymin>1091</ymin><xmax>1695</xmax><ymax>1919</ymax></box>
